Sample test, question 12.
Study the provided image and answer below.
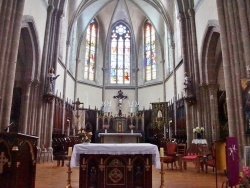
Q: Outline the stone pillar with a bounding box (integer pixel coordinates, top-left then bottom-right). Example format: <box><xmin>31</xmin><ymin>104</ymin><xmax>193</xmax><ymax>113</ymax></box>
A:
<box><xmin>238</xmin><ymin>0</ymin><xmax>250</xmax><ymax>69</ymax></box>
<box><xmin>188</xmin><ymin>9</ymin><xmax>202</xmax><ymax>128</ymax></box>
<box><xmin>20</xmin><ymin>81</ymin><xmax>32</xmax><ymax>134</ymax></box>
<box><xmin>199</xmin><ymin>84</ymin><xmax>213</xmax><ymax>144</ymax></box>
<box><xmin>208</xmin><ymin>84</ymin><xmax>219</xmax><ymax>141</ymax></box>
<box><xmin>1</xmin><ymin>0</ymin><xmax>25</xmax><ymax>130</ymax></box>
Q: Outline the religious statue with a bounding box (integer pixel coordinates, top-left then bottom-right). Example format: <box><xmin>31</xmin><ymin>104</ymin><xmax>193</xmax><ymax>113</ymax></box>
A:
<box><xmin>47</xmin><ymin>67</ymin><xmax>60</xmax><ymax>94</ymax></box>
<box><xmin>183</xmin><ymin>72</ymin><xmax>191</xmax><ymax>97</ymax></box>
<box><xmin>113</xmin><ymin>90</ymin><xmax>127</xmax><ymax>116</ymax></box>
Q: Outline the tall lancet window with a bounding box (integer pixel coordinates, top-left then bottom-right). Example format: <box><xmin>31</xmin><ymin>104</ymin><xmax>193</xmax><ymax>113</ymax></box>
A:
<box><xmin>84</xmin><ymin>20</ymin><xmax>97</xmax><ymax>81</ymax></box>
<box><xmin>144</xmin><ymin>21</ymin><xmax>156</xmax><ymax>81</ymax></box>
<box><xmin>110</xmin><ymin>23</ymin><xmax>131</xmax><ymax>84</ymax></box>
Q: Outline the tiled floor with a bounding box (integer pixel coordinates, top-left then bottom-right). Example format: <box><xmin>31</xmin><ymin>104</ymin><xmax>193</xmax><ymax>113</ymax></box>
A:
<box><xmin>35</xmin><ymin>161</ymin><xmax>227</xmax><ymax>187</ymax></box>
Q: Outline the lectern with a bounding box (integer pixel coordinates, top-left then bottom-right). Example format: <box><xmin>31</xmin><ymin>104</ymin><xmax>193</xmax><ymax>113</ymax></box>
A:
<box><xmin>0</xmin><ymin>133</ymin><xmax>38</xmax><ymax>188</ymax></box>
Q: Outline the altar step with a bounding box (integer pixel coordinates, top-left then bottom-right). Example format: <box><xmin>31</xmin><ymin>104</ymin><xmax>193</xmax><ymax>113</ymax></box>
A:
<box><xmin>35</xmin><ymin>161</ymin><xmax>227</xmax><ymax>188</ymax></box>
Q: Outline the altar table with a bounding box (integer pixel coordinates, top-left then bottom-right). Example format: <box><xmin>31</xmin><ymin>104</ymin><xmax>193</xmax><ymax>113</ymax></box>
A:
<box><xmin>192</xmin><ymin>139</ymin><xmax>208</xmax><ymax>145</ymax></box>
<box><xmin>98</xmin><ymin>133</ymin><xmax>142</xmax><ymax>143</ymax></box>
<box><xmin>71</xmin><ymin>143</ymin><xmax>160</xmax><ymax>188</ymax></box>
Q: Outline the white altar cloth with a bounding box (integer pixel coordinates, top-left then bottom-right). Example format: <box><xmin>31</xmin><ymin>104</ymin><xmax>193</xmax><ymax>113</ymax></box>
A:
<box><xmin>192</xmin><ymin>139</ymin><xmax>208</xmax><ymax>145</ymax></box>
<box><xmin>70</xmin><ymin>143</ymin><xmax>160</xmax><ymax>169</ymax></box>
<box><xmin>98</xmin><ymin>133</ymin><xmax>142</xmax><ymax>137</ymax></box>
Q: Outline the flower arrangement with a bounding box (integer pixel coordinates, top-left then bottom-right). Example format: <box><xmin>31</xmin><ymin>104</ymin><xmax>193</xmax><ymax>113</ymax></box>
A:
<box><xmin>78</xmin><ymin>128</ymin><xmax>93</xmax><ymax>143</ymax></box>
<box><xmin>193</xmin><ymin>126</ymin><xmax>204</xmax><ymax>133</ymax></box>
<box><xmin>103</xmin><ymin>125</ymin><xmax>109</xmax><ymax>129</ymax></box>
<box><xmin>129</xmin><ymin>125</ymin><xmax>135</xmax><ymax>129</ymax></box>
<box><xmin>239</xmin><ymin>166</ymin><xmax>250</xmax><ymax>187</ymax></box>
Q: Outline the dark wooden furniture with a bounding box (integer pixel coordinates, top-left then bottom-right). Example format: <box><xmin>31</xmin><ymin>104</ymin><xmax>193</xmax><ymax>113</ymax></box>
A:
<box><xmin>52</xmin><ymin>133</ymin><xmax>79</xmax><ymax>166</ymax></box>
<box><xmin>79</xmin><ymin>154</ymin><xmax>152</xmax><ymax>188</ymax></box>
<box><xmin>0</xmin><ymin>133</ymin><xmax>38</xmax><ymax>188</ymax></box>
<box><xmin>98</xmin><ymin>133</ymin><xmax>142</xmax><ymax>143</ymax></box>
<box><xmin>71</xmin><ymin>143</ymin><xmax>160</xmax><ymax>188</ymax></box>
<box><xmin>179</xmin><ymin>143</ymin><xmax>203</xmax><ymax>172</ymax></box>
<box><xmin>162</xmin><ymin>142</ymin><xmax>178</xmax><ymax>169</ymax></box>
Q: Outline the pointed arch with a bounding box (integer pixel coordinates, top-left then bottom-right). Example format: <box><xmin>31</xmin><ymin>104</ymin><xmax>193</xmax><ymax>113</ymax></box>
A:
<box><xmin>200</xmin><ymin>21</ymin><xmax>221</xmax><ymax>84</ymax></box>
<box><xmin>110</xmin><ymin>21</ymin><xmax>131</xmax><ymax>84</ymax></box>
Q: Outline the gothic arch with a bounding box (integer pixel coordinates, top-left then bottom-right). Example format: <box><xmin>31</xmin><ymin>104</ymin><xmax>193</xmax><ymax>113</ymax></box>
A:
<box><xmin>13</xmin><ymin>16</ymin><xmax>41</xmax><ymax>134</ymax></box>
<box><xmin>200</xmin><ymin>21</ymin><xmax>221</xmax><ymax>84</ymax></box>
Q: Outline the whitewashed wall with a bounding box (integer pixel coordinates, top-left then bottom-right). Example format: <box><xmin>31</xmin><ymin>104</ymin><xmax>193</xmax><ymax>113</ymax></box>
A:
<box><xmin>195</xmin><ymin>0</ymin><xmax>218</xmax><ymax>62</ymax></box>
<box><xmin>65</xmin><ymin>74</ymin><xmax>75</xmax><ymax>101</ymax></box>
<box><xmin>165</xmin><ymin>76</ymin><xmax>175</xmax><ymax>102</ymax></box>
<box><xmin>23</xmin><ymin>0</ymin><xmax>47</xmax><ymax>53</ymax></box>
<box><xmin>138</xmin><ymin>85</ymin><xmax>163</xmax><ymax>110</ymax></box>
<box><xmin>77</xmin><ymin>84</ymin><xmax>102</xmax><ymax>110</ymax></box>
<box><xmin>55</xmin><ymin>63</ymin><xmax>65</xmax><ymax>96</ymax></box>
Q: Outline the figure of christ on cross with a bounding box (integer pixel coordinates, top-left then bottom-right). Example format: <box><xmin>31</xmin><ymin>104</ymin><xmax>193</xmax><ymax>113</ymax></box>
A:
<box><xmin>113</xmin><ymin>90</ymin><xmax>127</xmax><ymax>116</ymax></box>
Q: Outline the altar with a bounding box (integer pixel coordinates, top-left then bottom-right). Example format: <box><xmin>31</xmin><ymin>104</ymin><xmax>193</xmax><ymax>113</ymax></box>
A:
<box><xmin>98</xmin><ymin>133</ymin><xmax>142</xmax><ymax>143</ymax></box>
<box><xmin>70</xmin><ymin>143</ymin><xmax>160</xmax><ymax>188</ymax></box>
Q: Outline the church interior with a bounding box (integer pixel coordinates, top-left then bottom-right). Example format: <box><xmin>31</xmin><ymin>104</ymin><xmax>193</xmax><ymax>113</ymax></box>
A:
<box><xmin>0</xmin><ymin>0</ymin><xmax>250</xmax><ymax>187</ymax></box>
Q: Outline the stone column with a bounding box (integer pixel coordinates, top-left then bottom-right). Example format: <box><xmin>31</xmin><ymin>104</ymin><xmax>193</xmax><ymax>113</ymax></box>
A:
<box><xmin>188</xmin><ymin>9</ymin><xmax>202</xmax><ymax>128</ymax></box>
<box><xmin>208</xmin><ymin>84</ymin><xmax>219</xmax><ymax>141</ymax></box>
<box><xmin>238</xmin><ymin>0</ymin><xmax>250</xmax><ymax>69</ymax></box>
<box><xmin>20</xmin><ymin>81</ymin><xmax>32</xmax><ymax>134</ymax></box>
<box><xmin>216</xmin><ymin>0</ymin><xmax>236</xmax><ymax>136</ymax></box>
<box><xmin>1</xmin><ymin>0</ymin><xmax>25</xmax><ymax>130</ymax></box>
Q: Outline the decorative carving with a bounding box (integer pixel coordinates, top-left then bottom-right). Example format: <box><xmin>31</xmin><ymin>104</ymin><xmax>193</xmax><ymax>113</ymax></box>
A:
<box><xmin>108</xmin><ymin>168</ymin><xmax>123</xmax><ymax>183</ymax></box>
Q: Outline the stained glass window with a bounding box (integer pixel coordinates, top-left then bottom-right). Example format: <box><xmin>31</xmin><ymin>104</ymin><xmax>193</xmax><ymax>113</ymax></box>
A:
<box><xmin>110</xmin><ymin>23</ymin><xmax>131</xmax><ymax>84</ymax></box>
<box><xmin>84</xmin><ymin>20</ymin><xmax>97</xmax><ymax>81</ymax></box>
<box><xmin>144</xmin><ymin>21</ymin><xmax>156</xmax><ymax>81</ymax></box>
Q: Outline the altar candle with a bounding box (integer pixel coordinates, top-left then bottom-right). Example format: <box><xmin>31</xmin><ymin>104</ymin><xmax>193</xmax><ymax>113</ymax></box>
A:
<box><xmin>129</xmin><ymin>158</ymin><xmax>131</xmax><ymax>165</ymax></box>
<box><xmin>160</xmin><ymin>147</ymin><xmax>164</xmax><ymax>157</ymax></box>
<box><xmin>101</xmin><ymin>158</ymin><xmax>103</xmax><ymax>164</ymax></box>
<box><xmin>68</xmin><ymin>147</ymin><xmax>72</xmax><ymax>157</ymax></box>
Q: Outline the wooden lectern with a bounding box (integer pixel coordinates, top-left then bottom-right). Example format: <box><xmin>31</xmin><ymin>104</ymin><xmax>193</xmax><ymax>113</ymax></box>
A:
<box><xmin>0</xmin><ymin>133</ymin><xmax>38</xmax><ymax>188</ymax></box>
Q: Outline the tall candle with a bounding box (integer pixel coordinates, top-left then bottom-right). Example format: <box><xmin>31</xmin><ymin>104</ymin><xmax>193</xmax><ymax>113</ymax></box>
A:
<box><xmin>68</xmin><ymin>147</ymin><xmax>72</xmax><ymax>157</ymax></box>
<box><xmin>160</xmin><ymin>147</ymin><xmax>164</xmax><ymax>157</ymax></box>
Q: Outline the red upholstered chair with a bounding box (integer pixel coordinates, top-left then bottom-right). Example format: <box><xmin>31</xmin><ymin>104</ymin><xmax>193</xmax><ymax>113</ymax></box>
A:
<box><xmin>205</xmin><ymin>143</ymin><xmax>216</xmax><ymax>173</ymax></box>
<box><xmin>163</xmin><ymin>142</ymin><xmax>178</xmax><ymax>169</ymax></box>
<box><xmin>180</xmin><ymin>143</ymin><xmax>202</xmax><ymax>172</ymax></box>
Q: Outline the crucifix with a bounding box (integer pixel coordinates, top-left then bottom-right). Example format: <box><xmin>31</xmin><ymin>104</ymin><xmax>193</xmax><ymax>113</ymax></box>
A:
<box><xmin>113</xmin><ymin>90</ymin><xmax>127</xmax><ymax>116</ymax></box>
<box><xmin>73</xmin><ymin>98</ymin><xmax>83</xmax><ymax>130</ymax></box>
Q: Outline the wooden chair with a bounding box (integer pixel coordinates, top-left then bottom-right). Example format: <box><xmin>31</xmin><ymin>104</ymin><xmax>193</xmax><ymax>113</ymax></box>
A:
<box><xmin>162</xmin><ymin>142</ymin><xmax>178</xmax><ymax>169</ymax></box>
<box><xmin>177</xmin><ymin>143</ymin><xmax>187</xmax><ymax>155</ymax></box>
<box><xmin>205</xmin><ymin>143</ymin><xmax>216</xmax><ymax>173</ymax></box>
<box><xmin>179</xmin><ymin>143</ymin><xmax>202</xmax><ymax>172</ymax></box>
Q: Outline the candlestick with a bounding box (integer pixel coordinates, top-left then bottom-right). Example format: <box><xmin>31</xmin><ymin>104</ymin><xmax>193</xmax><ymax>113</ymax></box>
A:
<box><xmin>160</xmin><ymin>147</ymin><xmax>164</xmax><ymax>157</ymax></box>
<box><xmin>68</xmin><ymin>147</ymin><xmax>72</xmax><ymax>157</ymax></box>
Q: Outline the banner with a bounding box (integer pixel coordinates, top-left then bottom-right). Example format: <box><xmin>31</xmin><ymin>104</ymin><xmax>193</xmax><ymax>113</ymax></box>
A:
<box><xmin>226</xmin><ymin>137</ymin><xmax>239</xmax><ymax>186</ymax></box>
